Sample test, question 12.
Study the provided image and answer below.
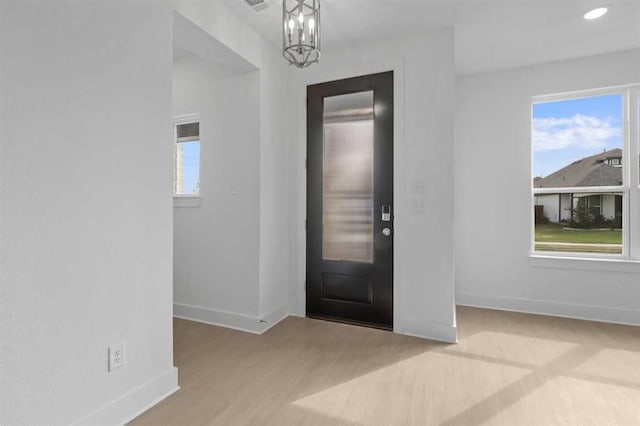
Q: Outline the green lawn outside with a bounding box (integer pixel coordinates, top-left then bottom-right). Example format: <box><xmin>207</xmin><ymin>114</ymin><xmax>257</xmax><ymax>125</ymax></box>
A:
<box><xmin>535</xmin><ymin>223</ymin><xmax>622</xmax><ymax>244</ymax></box>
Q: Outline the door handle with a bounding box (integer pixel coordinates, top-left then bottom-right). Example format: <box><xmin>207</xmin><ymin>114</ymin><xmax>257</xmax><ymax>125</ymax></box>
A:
<box><xmin>382</xmin><ymin>227</ymin><xmax>392</xmax><ymax>237</ymax></box>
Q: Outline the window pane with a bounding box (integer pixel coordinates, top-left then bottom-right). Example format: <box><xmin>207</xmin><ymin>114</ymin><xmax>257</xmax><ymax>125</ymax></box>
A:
<box><xmin>322</xmin><ymin>91</ymin><xmax>374</xmax><ymax>263</ymax></box>
<box><xmin>534</xmin><ymin>192</ymin><xmax>623</xmax><ymax>254</ymax></box>
<box><xmin>174</xmin><ymin>140</ymin><xmax>200</xmax><ymax>195</ymax></box>
<box><xmin>533</xmin><ymin>94</ymin><xmax>623</xmax><ymax>188</ymax></box>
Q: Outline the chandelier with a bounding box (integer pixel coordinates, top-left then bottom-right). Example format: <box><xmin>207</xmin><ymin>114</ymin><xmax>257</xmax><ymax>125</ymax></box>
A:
<box><xmin>282</xmin><ymin>0</ymin><xmax>321</xmax><ymax>68</ymax></box>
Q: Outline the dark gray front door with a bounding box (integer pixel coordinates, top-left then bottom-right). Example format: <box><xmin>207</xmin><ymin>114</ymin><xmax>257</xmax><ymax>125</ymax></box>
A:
<box><xmin>306</xmin><ymin>71</ymin><xmax>394</xmax><ymax>329</ymax></box>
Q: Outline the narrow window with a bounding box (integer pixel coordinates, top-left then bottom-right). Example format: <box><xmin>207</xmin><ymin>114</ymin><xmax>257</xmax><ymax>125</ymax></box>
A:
<box><xmin>174</xmin><ymin>121</ymin><xmax>200</xmax><ymax>196</ymax></box>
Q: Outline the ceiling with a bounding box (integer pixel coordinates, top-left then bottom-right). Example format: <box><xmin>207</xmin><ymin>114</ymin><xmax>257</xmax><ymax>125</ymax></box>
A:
<box><xmin>222</xmin><ymin>0</ymin><xmax>640</xmax><ymax>75</ymax></box>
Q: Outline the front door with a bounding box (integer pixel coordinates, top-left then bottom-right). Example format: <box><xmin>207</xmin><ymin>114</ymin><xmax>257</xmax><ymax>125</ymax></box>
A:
<box><xmin>306</xmin><ymin>71</ymin><xmax>394</xmax><ymax>329</ymax></box>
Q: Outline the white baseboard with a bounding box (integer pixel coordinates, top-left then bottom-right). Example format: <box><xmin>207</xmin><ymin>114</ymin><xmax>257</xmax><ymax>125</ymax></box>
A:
<box><xmin>401</xmin><ymin>320</ymin><xmax>458</xmax><ymax>344</ymax></box>
<box><xmin>259</xmin><ymin>303</ymin><xmax>290</xmax><ymax>334</ymax></box>
<box><xmin>74</xmin><ymin>367</ymin><xmax>179</xmax><ymax>426</ymax></box>
<box><xmin>456</xmin><ymin>292</ymin><xmax>640</xmax><ymax>326</ymax></box>
<box><xmin>173</xmin><ymin>303</ymin><xmax>289</xmax><ymax>335</ymax></box>
<box><xmin>288</xmin><ymin>311</ymin><xmax>457</xmax><ymax>343</ymax></box>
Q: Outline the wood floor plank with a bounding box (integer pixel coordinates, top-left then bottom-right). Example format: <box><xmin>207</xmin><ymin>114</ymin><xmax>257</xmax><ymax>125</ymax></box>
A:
<box><xmin>130</xmin><ymin>307</ymin><xmax>640</xmax><ymax>425</ymax></box>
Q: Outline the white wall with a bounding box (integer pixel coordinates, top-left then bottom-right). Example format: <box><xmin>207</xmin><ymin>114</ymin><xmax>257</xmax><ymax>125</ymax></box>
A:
<box><xmin>535</xmin><ymin>194</ymin><xmax>560</xmax><ymax>223</ymax></box>
<box><xmin>0</xmin><ymin>2</ymin><xmax>177</xmax><ymax>424</ymax></box>
<box><xmin>172</xmin><ymin>55</ymin><xmax>262</xmax><ymax>320</ymax></box>
<box><xmin>172</xmin><ymin>3</ymin><xmax>291</xmax><ymax>331</ymax></box>
<box><xmin>455</xmin><ymin>49</ymin><xmax>640</xmax><ymax>325</ymax></box>
<box><xmin>288</xmin><ymin>30</ymin><xmax>457</xmax><ymax>343</ymax></box>
<box><xmin>602</xmin><ymin>194</ymin><xmax>616</xmax><ymax>219</ymax></box>
<box><xmin>258</xmin><ymin>47</ymin><xmax>291</xmax><ymax>320</ymax></box>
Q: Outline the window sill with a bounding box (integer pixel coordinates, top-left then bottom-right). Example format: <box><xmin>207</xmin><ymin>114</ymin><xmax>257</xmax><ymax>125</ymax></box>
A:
<box><xmin>173</xmin><ymin>195</ymin><xmax>201</xmax><ymax>208</ymax></box>
<box><xmin>530</xmin><ymin>253</ymin><xmax>640</xmax><ymax>273</ymax></box>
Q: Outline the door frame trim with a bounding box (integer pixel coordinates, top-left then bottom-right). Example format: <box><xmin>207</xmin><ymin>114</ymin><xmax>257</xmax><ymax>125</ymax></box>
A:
<box><xmin>291</xmin><ymin>59</ymin><xmax>406</xmax><ymax>334</ymax></box>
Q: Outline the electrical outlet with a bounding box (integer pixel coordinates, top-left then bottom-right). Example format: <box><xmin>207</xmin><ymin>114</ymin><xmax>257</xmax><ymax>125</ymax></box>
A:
<box><xmin>108</xmin><ymin>342</ymin><xmax>126</xmax><ymax>372</ymax></box>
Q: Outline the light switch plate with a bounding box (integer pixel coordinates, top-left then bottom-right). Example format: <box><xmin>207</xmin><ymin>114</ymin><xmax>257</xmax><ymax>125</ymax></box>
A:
<box><xmin>411</xmin><ymin>180</ymin><xmax>426</xmax><ymax>195</ymax></box>
<box><xmin>411</xmin><ymin>198</ymin><xmax>426</xmax><ymax>214</ymax></box>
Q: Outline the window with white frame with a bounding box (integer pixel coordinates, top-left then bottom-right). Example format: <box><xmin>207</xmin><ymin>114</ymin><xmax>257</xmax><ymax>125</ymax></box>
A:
<box><xmin>532</xmin><ymin>86</ymin><xmax>639</xmax><ymax>258</ymax></box>
<box><xmin>174</xmin><ymin>119</ymin><xmax>200</xmax><ymax>196</ymax></box>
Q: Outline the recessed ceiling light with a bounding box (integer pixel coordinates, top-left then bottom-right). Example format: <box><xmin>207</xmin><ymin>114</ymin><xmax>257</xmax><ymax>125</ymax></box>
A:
<box><xmin>584</xmin><ymin>7</ymin><xmax>608</xmax><ymax>20</ymax></box>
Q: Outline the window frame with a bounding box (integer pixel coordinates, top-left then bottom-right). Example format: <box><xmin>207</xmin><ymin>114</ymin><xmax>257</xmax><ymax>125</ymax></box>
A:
<box><xmin>530</xmin><ymin>85</ymin><xmax>640</xmax><ymax>261</ymax></box>
<box><xmin>173</xmin><ymin>114</ymin><xmax>201</xmax><ymax>198</ymax></box>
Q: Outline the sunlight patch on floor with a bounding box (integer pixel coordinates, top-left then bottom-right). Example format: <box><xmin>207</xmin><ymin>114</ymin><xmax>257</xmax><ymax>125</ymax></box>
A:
<box><xmin>292</xmin><ymin>351</ymin><xmax>531</xmax><ymax>425</ymax></box>
<box><xmin>492</xmin><ymin>375</ymin><xmax>640</xmax><ymax>425</ymax></box>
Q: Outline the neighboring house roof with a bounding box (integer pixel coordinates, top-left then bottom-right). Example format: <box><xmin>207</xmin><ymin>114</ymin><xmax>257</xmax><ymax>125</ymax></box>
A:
<box><xmin>534</xmin><ymin>149</ymin><xmax>622</xmax><ymax>188</ymax></box>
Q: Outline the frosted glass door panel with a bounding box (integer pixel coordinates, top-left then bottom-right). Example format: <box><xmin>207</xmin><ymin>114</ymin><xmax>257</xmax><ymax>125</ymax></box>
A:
<box><xmin>322</xmin><ymin>91</ymin><xmax>374</xmax><ymax>263</ymax></box>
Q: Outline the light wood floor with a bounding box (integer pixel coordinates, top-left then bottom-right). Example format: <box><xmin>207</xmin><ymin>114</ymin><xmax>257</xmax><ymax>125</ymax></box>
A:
<box><xmin>131</xmin><ymin>307</ymin><xmax>640</xmax><ymax>425</ymax></box>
